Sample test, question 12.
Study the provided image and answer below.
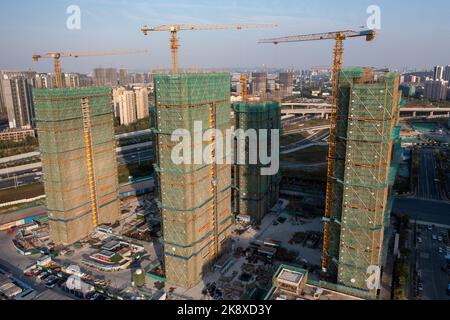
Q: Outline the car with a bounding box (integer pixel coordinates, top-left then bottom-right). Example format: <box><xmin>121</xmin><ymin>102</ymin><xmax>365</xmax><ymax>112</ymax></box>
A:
<box><xmin>418</xmin><ymin>283</ymin><xmax>423</xmax><ymax>291</ymax></box>
<box><xmin>438</xmin><ymin>236</ymin><xmax>443</xmax><ymax>242</ymax></box>
<box><xmin>439</xmin><ymin>247</ymin><xmax>444</xmax><ymax>254</ymax></box>
<box><xmin>428</xmin><ymin>225</ymin><xmax>433</xmax><ymax>231</ymax></box>
<box><xmin>432</xmin><ymin>235</ymin><xmax>438</xmax><ymax>240</ymax></box>
<box><xmin>90</xmin><ymin>293</ymin><xmax>101</xmax><ymax>300</ymax></box>
<box><xmin>45</xmin><ymin>279</ymin><xmax>58</xmax><ymax>288</ymax></box>
<box><xmin>417</xmin><ymin>237</ymin><xmax>423</xmax><ymax>244</ymax></box>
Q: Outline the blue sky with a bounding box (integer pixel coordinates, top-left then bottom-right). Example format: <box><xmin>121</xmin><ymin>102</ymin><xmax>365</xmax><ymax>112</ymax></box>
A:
<box><xmin>0</xmin><ymin>0</ymin><xmax>448</xmax><ymax>73</ymax></box>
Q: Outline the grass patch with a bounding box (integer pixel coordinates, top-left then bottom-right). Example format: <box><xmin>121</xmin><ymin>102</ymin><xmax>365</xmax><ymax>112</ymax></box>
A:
<box><xmin>118</xmin><ymin>161</ymin><xmax>153</xmax><ymax>184</ymax></box>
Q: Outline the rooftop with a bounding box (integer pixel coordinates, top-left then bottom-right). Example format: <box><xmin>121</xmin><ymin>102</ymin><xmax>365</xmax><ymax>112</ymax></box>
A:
<box><xmin>278</xmin><ymin>268</ymin><xmax>303</xmax><ymax>285</ymax></box>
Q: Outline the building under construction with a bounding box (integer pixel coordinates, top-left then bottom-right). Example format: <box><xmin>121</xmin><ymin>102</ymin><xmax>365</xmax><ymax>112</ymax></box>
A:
<box><xmin>322</xmin><ymin>68</ymin><xmax>401</xmax><ymax>298</ymax></box>
<box><xmin>152</xmin><ymin>73</ymin><xmax>233</xmax><ymax>288</ymax></box>
<box><xmin>33</xmin><ymin>87</ymin><xmax>120</xmax><ymax>246</ymax></box>
<box><xmin>232</xmin><ymin>101</ymin><xmax>281</xmax><ymax>222</ymax></box>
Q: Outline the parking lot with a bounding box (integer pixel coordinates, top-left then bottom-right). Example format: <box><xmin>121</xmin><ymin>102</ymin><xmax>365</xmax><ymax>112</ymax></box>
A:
<box><xmin>414</xmin><ymin>223</ymin><xmax>450</xmax><ymax>300</ymax></box>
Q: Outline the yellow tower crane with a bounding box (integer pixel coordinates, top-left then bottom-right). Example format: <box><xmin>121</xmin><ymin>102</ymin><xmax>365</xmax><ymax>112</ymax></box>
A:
<box><xmin>259</xmin><ymin>29</ymin><xmax>376</xmax><ymax>274</ymax></box>
<box><xmin>32</xmin><ymin>49</ymin><xmax>148</xmax><ymax>88</ymax></box>
<box><xmin>141</xmin><ymin>23</ymin><xmax>277</xmax><ymax>74</ymax></box>
<box><xmin>240</xmin><ymin>73</ymin><xmax>248</xmax><ymax>101</ymax></box>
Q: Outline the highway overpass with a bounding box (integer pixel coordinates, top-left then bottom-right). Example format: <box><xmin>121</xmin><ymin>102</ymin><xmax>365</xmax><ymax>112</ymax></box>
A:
<box><xmin>281</xmin><ymin>103</ymin><xmax>450</xmax><ymax>119</ymax></box>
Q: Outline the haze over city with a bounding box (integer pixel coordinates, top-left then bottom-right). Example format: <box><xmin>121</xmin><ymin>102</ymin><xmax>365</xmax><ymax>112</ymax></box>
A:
<box><xmin>1</xmin><ymin>0</ymin><xmax>449</xmax><ymax>72</ymax></box>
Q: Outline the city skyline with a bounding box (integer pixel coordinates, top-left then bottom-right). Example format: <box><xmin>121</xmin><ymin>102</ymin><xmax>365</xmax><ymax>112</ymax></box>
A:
<box><xmin>1</xmin><ymin>0</ymin><xmax>449</xmax><ymax>73</ymax></box>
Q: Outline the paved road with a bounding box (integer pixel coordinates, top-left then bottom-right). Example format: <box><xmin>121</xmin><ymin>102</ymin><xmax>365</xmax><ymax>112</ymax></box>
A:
<box><xmin>0</xmin><ymin>178</ymin><xmax>154</xmax><ymax>226</ymax></box>
<box><xmin>0</xmin><ymin>148</ymin><xmax>153</xmax><ymax>190</ymax></box>
<box><xmin>281</xmin><ymin>129</ymin><xmax>329</xmax><ymax>155</ymax></box>
<box><xmin>417</xmin><ymin>149</ymin><xmax>442</xmax><ymax>200</ymax></box>
<box><xmin>394</xmin><ymin>198</ymin><xmax>450</xmax><ymax>226</ymax></box>
<box><xmin>413</xmin><ymin>224</ymin><xmax>450</xmax><ymax>300</ymax></box>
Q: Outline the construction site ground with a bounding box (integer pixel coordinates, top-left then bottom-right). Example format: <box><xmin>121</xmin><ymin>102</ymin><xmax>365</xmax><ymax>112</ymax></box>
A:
<box><xmin>160</xmin><ymin>207</ymin><xmax>324</xmax><ymax>300</ymax></box>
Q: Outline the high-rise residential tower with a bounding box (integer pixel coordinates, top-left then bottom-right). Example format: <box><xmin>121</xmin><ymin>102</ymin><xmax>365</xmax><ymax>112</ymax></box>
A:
<box><xmin>232</xmin><ymin>101</ymin><xmax>281</xmax><ymax>222</ymax></box>
<box><xmin>0</xmin><ymin>75</ymin><xmax>35</xmax><ymax>129</ymax></box>
<box><xmin>153</xmin><ymin>73</ymin><xmax>233</xmax><ymax>288</ymax></box>
<box><xmin>251</xmin><ymin>72</ymin><xmax>268</xmax><ymax>98</ymax></box>
<box><xmin>443</xmin><ymin>65</ymin><xmax>450</xmax><ymax>82</ymax></box>
<box><xmin>33</xmin><ymin>87</ymin><xmax>120</xmax><ymax>245</ymax></box>
<box><xmin>433</xmin><ymin>65</ymin><xmax>444</xmax><ymax>80</ymax></box>
<box><xmin>279</xmin><ymin>72</ymin><xmax>294</xmax><ymax>98</ymax></box>
<box><xmin>322</xmin><ymin>68</ymin><xmax>401</xmax><ymax>298</ymax></box>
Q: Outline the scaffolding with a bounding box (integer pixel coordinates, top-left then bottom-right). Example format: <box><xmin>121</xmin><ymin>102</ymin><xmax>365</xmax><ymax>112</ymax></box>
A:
<box><xmin>232</xmin><ymin>102</ymin><xmax>281</xmax><ymax>222</ymax></box>
<box><xmin>33</xmin><ymin>87</ymin><xmax>120</xmax><ymax>245</ymax></box>
<box><xmin>152</xmin><ymin>73</ymin><xmax>233</xmax><ymax>288</ymax></box>
<box><xmin>322</xmin><ymin>68</ymin><xmax>401</xmax><ymax>296</ymax></box>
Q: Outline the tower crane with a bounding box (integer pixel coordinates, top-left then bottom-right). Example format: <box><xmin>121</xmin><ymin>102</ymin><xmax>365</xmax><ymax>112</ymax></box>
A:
<box><xmin>141</xmin><ymin>23</ymin><xmax>277</xmax><ymax>74</ymax></box>
<box><xmin>240</xmin><ymin>73</ymin><xmax>248</xmax><ymax>101</ymax></box>
<box><xmin>259</xmin><ymin>29</ymin><xmax>376</xmax><ymax>275</ymax></box>
<box><xmin>32</xmin><ymin>49</ymin><xmax>148</xmax><ymax>88</ymax></box>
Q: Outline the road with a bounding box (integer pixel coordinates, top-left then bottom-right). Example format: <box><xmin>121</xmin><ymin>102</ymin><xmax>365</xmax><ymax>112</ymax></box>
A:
<box><xmin>281</xmin><ymin>129</ymin><xmax>329</xmax><ymax>155</ymax></box>
<box><xmin>0</xmin><ymin>147</ymin><xmax>153</xmax><ymax>190</ymax></box>
<box><xmin>394</xmin><ymin>198</ymin><xmax>450</xmax><ymax>226</ymax></box>
<box><xmin>417</xmin><ymin>148</ymin><xmax>442</xmax><ymax>200</ymax></box>
<box><xmin>0</xmin><ymin>178</ymin><xmax>154</xmax><ymax>227</ymax></box>
<box><xmin>412</xmin><ymin>224</ymin><xmax>449</xmax><ymax>300</ymax></box>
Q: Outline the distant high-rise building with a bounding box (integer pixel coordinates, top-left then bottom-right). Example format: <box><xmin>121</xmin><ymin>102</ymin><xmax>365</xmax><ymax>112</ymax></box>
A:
<box><xmin>79</xmin><ymin>74</ymin><xmax>93</xmax><ymax>87</ymax></box>
<box><xmin>0</xmin><ymin>75</ymin><xmax>35</xmax><ymax>129</ymax></box>
<box><xmin>135</xmin><ymin>86</ymin><xmax>149</xmax><ymax>119</ymax></box>
<box><xmin>232</xmin><ymin>101</ymin><xmax>281</xmax><ymax>222</ymax></box>
<box><xmin>32</xmin><ymin>73</ymin><xmax>55</xmax><ymax>89</ymax></box>
<box><xmin>132</xmin><ymin>73</ymin><xmax>145</xmax><ymax>84</ymax></box>
<box><xmin>153</xmin><ymin>73</ymin><xmax>233</xmax><ymax>288</ymax></box>
<box><xmin>93</xmin><ymin>68</ymin><xmax>117</xmax><ymax>86</ymax></box>
<box><xmin>113</xmin><ymin>87</ymin><xmax>136</xmax><ymax>125</ymax></box>
<box><xmin>33</xmin><ymin>86</ymin><xmax>120</xmax><ymax>245</ymax></box>
<box><xmin>424</xmin><ymin>79</ymin><xmax>448</xmax><ymax>101</ymax></box>
<box><xmin>120</xmin><ymin>90</ymin><xmax>137</xmax><ymax>125</ymax></box>
<box><xmin>279</xmin><ymin>72</ymin><xmax>294</xmax><ymax>97</ymax></box>
<box><xmin>112</xmin><ymin>86</ymin><xmax>149</xmax><ymax>125</ymax></box>
<box><xmin>106</xmin><ymin>68</ymin><xmax>118</xmax><ymax>86</ymax></box>
<box><xmin>322</xmin><ymin>68</ymin><xmax>401</xmax><ymax>298</ymax></box>
<box><xmin>443</xmin><ymin>65</ymin><xmax>450</xmax><ymax>82</ymax></box>
<box><xmin>251</xmin><ymin>72</ymin><xmax>267</xmax><ymax>98</ymax></box>
<box><xmin>64</xmin><ymin>73</ymin><xmax>80</xmax><ymax>88</ymax></box>
<box><xmin>119</xmin><ymin>69</ymin><xmax>129</xmax><ymax>86</ymax></box>
<box><xmin>93</xmin><ymin>68</ymin><xmax>106</xmax><ymax>86</ymax></box>
<box><xmin>433</xmin><ymin>65</ymin><xmax>444</xmax><ymax>80</ymax></box>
